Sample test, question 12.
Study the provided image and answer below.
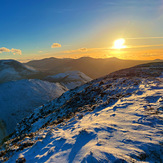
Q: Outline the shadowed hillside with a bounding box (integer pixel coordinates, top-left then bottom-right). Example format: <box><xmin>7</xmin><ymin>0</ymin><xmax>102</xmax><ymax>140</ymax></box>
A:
<box><xmin>25</xmin><ymin>57</ymin><xmax>157</xmax><ymax>79</ymax></box>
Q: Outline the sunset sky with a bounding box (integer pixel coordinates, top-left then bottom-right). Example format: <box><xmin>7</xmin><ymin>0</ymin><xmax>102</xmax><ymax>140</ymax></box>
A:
<box><xmin>0</xmin><ymin>0</ymin><xmax>163</xmax><ymax>61</ymax></box>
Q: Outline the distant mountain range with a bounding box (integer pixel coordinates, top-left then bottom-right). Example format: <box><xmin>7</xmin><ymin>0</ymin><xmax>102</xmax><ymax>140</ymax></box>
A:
<box><xmin>25</xmin><ymin>57</ymin><xmax>162</xmax><ymax>79</ymax></box>
<box><xmin>0</xmin><ymin>58</ymin><xmax>161</xmax><ymax>84</ymax></box>
<box><xmin>1</xmin><ymin>62</ymin><xmax>162</xmax><ymax>162</ymax></box>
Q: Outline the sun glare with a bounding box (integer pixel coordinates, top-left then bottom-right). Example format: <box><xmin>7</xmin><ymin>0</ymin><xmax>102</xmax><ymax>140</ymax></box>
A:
<box><xmin>113</xmin><ymin>38</ymin><xmax>127</xmax><ymax>49</ymax></box>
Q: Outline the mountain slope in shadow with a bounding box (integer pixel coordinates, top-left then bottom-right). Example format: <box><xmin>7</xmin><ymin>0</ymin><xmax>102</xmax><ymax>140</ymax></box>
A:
<box><xmin>25</xmin><ymin>57</ymin><xmax>158</xmax><ymax>79</ymax></box>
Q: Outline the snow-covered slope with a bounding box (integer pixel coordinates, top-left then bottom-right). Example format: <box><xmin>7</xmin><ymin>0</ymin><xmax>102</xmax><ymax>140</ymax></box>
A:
<box><xmin>0</xmin><ymin>79</ymin><xmax>68</xmax><ymax>142</ymax></box>
<box><xmin>0</xmin><ymin>62</ymin><xmax>163</xmax><ymax>162</ymax></box>
<box><xmin>45</xmin><ymin>71</ymin><xmax>92</xmax><ymax>89</ymax></box>
<box><xmin>0</xmin><ymin>60</ymin><xmax>37</xmax><ymax>83</ymax></box>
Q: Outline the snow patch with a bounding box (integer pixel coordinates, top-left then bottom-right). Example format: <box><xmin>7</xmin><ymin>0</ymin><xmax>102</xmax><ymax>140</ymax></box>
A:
<box><xmin>45</xmin><ymin>71</ymin><xmax>92</xmax><ymax>89</ymax></box>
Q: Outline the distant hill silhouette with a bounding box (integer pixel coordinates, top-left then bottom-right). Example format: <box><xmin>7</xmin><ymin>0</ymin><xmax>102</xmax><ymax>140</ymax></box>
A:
<box><xmin>25</xmin><ymin>57</ymin><xmax>161</xmax><ymax>79</ymax></box>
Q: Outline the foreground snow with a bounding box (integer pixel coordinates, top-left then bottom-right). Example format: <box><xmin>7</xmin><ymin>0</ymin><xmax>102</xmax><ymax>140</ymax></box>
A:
<box><xmin>45</xmin><ymin>71</ymin><xmax>92</xmax><ymax>89</ymax></box>
<box><xmin>2</xmin><ymin>79</ymin><xmax>162</xmax><ymax>162</ymax></box>
<box><xmin>0</xmin><ymin>62</ymin><xmax>162</xmax><ymax>162</ymax></box>
<box><xmin>0</xmin><ymin>79</ymin><xmax>67</xmax><ymax>142</ymax></box>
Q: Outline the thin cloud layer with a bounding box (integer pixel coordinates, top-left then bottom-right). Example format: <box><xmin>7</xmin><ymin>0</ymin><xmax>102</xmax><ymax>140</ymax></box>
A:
<box><xmin>51</xmin><ymin>43</ymin><xmax>61</xmax><ymax>48</ymax></box>
<box><xmin>126</xmin><ymin>44</ymin><xmax>163</xmax><ymax>49</ymax></box>
<box><xmin>126</xmin><ymin>37</ymin><xmax>163</xmax><ymax>40</ymax></box>
<box><xmin>79</xmin><ymin>48</ymin><xmax>88</xmax><ymax>52</ymax></box>
<box><xmin>63</xmin><ymin>48</ymin><xmax>88</xmax><ymax>53</ymax></box>
<box><xmin>11</xmin><ymin>48</ymin><xmax>22</xmax><ymax>55</ymax></box>
<box><xmin>0</xmin><ymin>47</ymin><xmax>22</xmax><ymax>55</ymax></box>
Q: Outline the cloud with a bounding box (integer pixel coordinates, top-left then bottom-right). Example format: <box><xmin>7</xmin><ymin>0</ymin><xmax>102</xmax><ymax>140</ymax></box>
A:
<box><xmin>79</xmin><ymin>48</ymin><xmax>88</xmax><ymax>52</ymax></box>
<box><xmin>127</xmin><ymin>44</ymin><xmax>163</xmax><ymax>49</ymax></box>
<box><xmin>125</xmin><ymin>37</ymin><xmax>163</xmax><ymax>40</ymax></box>
<box><xmin>11</xmin><ymin>48</ymin><xmax>22</xmax><ymax>55</ymax></box>
<box><xmin>51</xmin><ymin>43</ymin><xmax>61</xmax><ymax>48</ymax></box>
<box><xmin>0</xmin><ymin>47</ymin><xmax>22</xmax><ymax>55</ymax></box>
<box><xmin>0</xmin><ymin>47</ymin><xmax>10</xmax><ymax>53</ymax></box>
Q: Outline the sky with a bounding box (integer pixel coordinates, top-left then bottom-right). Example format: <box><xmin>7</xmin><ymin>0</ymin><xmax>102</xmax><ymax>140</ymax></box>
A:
<box><xmin>0</xmin><ymin>0</ymin><xmax>163</xmax><ymax>62</ymax></box>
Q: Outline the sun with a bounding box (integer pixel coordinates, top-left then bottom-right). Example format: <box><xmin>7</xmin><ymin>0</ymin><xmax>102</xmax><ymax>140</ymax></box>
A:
<box><xmin>113</xmin><ymin>38</ymin><xmax>127</xmax><ymax>49</ymax></box>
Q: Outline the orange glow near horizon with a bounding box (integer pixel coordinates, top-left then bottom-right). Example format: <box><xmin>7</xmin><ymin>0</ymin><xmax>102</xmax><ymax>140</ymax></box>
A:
<box><xmin>14</xmin><ymin>40</ymin><xmax>163</xmax><ymax>62</ymax></box>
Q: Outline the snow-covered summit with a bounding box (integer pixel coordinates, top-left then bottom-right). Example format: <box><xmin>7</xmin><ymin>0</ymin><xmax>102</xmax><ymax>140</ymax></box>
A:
<box><xmin>0</xmin><ymin>59</ymin><xmax>37</xmax><ymax>83</ymax></box>
<box><xmin>45</xmin><ymin>71</ymin><xmax>92</xmax><ymax>89</ymax></box>
<box><xmin>1</xmin><ymin>62</ymin><xmax>163</xmax><ymax>162</ymax></box>
<box><xmin>0</xmin><ymin>79</ymin><xmax>68</xmax><ymax>143</ymax></box>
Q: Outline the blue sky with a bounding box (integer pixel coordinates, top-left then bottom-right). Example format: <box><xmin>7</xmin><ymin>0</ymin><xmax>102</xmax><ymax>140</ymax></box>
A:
<box><xmin>0</xmin><ymin>0</ymin><xmax>163</xmax><ymax>61</ymax></box>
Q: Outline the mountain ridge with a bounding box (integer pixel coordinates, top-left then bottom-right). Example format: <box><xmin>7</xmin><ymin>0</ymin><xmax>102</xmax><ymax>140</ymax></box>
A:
<box><xmin>0</xmin><ymin>62</ymin><xmax>162</xmax><ymax>162</ymax></box>
<box><xmin>25</xmin><ymin>57</ymin><xmax>161</xmax><ymax>79</ymax></box>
